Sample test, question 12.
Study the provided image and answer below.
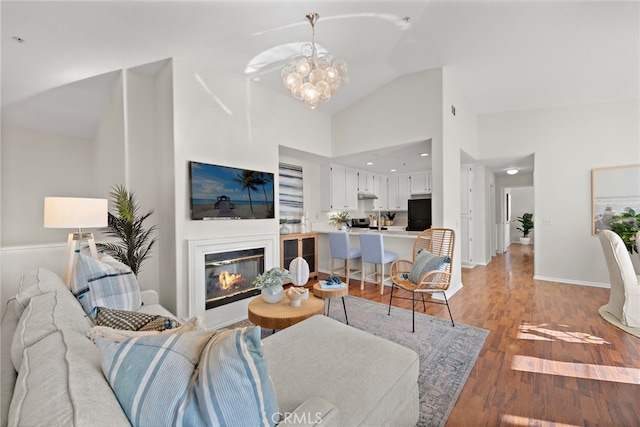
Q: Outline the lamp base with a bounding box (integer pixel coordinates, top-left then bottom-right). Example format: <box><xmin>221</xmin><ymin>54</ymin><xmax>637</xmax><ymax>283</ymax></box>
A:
<box><xmin>63</xmin><ymin>232</ymin><xmax>98</xmax><ymax>287</ymax></box>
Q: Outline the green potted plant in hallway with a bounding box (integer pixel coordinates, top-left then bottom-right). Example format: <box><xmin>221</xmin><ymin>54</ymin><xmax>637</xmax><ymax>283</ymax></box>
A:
<box><xmin>515</xmin><ymin>213</ymin><xmax>534</xmax><ymax>245</ymax></box>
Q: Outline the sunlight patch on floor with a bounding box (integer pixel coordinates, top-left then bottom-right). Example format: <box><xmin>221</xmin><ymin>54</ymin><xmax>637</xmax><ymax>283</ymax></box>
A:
<box><xmin>518</xmin><ymin>322</ymin><xmax>610</xmax><ymax>344</ymax></box>
<box><xmin>511</xmin><ymin>355</ymin><xmax>640</xmax><ymax>384</ymax></box>
<box><xmin>501</xmin><ymin>414</ymin><xmax>579</xmax><ymax>426</ymax></box>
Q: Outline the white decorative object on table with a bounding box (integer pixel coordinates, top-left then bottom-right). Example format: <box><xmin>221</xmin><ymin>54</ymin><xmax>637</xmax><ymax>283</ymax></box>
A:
<box><xmin>287</xmin><ymin>287</ymin><xmax>308</xmax><ymax>307</ymax></box>
<box><xmin>289</xmin><ymin>257</ymin><xmax>310</xmax><ymax>286</ymax></box>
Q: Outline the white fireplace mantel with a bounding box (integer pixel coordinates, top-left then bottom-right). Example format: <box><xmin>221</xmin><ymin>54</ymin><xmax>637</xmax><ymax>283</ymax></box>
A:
<box><xmin>188</xmin><ymin>234</ymin><xmax>278</xmax><ymax>326</ymax></box>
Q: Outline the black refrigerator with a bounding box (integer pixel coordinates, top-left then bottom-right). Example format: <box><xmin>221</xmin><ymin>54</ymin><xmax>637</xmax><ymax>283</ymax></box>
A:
<box><xmin>407</xmin><ymin>199</ymin><xmax>432</xmax><ymax>231</ymax></box>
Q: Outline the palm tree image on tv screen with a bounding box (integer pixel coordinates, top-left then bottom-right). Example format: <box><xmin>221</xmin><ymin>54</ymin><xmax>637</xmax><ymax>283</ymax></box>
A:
<box><xmin>189</xmin><ymin>161</ymin><xmax>275</xmax><ymax>220</ymax></box>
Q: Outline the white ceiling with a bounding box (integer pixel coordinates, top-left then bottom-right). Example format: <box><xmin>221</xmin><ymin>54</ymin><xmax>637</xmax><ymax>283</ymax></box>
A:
<box><xmin>2</xmin><ymin>1</ymin><xmax>638</xmax><ymax>175</ymax></box>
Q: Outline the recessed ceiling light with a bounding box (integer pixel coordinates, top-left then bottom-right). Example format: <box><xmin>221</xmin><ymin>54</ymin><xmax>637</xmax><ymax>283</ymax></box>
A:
<box><xmin>420</xmin><ymin>153</ymin><xmax>429</xmax><ymax>157</ymax></box>
<box><xmin>390</xmin><ymin>169</ymin><xmax>396</xmax><ymax>172</ymax></box>
<box><xmin>506</xmin><ymin>169</ymin><xmax>519</xmax><ymax>175</ymax></box>
<box><xmin>366</xmin><ymin>162</ymin><xmax>373</xmax><ymax>165</ymax></box>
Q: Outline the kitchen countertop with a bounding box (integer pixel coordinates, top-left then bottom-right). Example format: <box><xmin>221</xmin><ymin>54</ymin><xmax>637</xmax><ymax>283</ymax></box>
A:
<box><xmin>313</xmin><ymin>227</ymin><xmax>421</xmax><ymax>239</ymax></box>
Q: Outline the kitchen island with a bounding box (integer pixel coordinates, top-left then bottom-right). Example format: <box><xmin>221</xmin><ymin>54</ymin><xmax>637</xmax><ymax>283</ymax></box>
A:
<box><xmin>314</xmin><ymin>227</ymin><xmax>421</xmax><ymax>288</ymax></box>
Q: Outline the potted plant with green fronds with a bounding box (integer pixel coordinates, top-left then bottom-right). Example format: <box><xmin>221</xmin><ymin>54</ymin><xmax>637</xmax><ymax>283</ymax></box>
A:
<box><xmin>384</xmin><ymin>212</ymin><xmax>396</xmax><ymax>226</ymax></box>
<box><xmin>329</xmin><ymin>211</ymin><xmax>350</xmax><ymax>230</ymax></box>
<box><xmin>608</xmin><ymin>209</ymin><xmax>640</xmax><ymax>254</ymax></box>
<box><xmin>253</xmin><ymin>267</ymin><xmax>291</xmax><ymax>304</ymax></box>
<box><xmin>515</xmin><ymin>213</ymin><xmax>534</xmax><ymax>245</ymax></box>
<box><xmin>97</xmin><ymin>185</ymin><xmax>157</xmax><ymax>276</ymax></box>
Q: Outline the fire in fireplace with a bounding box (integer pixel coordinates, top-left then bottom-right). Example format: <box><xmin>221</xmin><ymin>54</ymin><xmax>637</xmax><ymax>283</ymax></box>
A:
<box><xmin>205</xmin><ymin>248</ymin><xmax>264</xmax><ymax>309</ymax></box>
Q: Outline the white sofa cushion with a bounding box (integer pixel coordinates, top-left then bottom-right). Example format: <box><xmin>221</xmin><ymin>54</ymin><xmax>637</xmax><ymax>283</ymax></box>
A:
<box><xmin>8</xmin><ymin>291</ymin><xmax>130</xmax><ymax>426</ymax></box>
<box><xmin>96</xmin><ymin>326</ymin><xmax>280</xmax><ymax>427</ymax></box>
<box><xmin>14</xmin><ymin>267</ymin><xmax>69</xmax><ymax>318</ymax></box>
<box><xmin>11</xmin><ymin>290</ymin><xmax>92</xmax><ymax>371</ymax></box>
<box><xmin>71</xmin><ymin>253</ymin><xmax>142</xmax><ymax>314</ymax></box>
<box><xmin>263</xmin><ymin>315</ymin><xmax>419</xmax><ymax>427</ymax></box>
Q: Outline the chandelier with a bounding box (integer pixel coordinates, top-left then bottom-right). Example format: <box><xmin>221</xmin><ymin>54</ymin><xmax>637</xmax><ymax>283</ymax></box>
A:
<box><xmin>282</xmin><ymin>12</ymin><xmax>348</xmax><ymax>109</ymax></box>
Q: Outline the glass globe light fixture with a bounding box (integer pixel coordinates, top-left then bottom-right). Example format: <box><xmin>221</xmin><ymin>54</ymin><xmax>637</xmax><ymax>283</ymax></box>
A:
<box><xmin>282</xmin><ymin>12</ymin><xmax>348</xmax><ymax>109</ymax></box>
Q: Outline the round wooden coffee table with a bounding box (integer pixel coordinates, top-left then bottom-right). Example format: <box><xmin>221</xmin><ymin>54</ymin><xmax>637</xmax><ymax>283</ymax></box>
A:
<box><xmin>313</xmin><ymin>282</ymin><xmax>350</xmax><ymax>325</ymax></box>
<box><xmin>248</xmin><ymin>293</ymin><xmax>324</xmax><ymax>331</ymax></box>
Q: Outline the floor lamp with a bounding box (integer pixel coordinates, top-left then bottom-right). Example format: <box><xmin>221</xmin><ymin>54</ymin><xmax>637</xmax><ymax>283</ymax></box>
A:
<box><xmin>44</xmin><ymin>197</ymin><xmax>108</xmax><ymax>287</ymax></box>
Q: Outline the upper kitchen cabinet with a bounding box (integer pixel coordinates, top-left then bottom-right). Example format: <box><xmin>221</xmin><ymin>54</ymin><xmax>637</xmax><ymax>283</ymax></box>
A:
<box><xmin>357</xmin><ymin>172</ymin><xmax>376</xmax><ymax>194</ymax></box>
<box><xmin>372</xmin><ymin>175</ymin><xmax>388</xmax><ymax>211</ymax></box>
<box><xmin>409</xmin><ymin>171</ymin><xmax>432</xmax><ymax>195</ymax></box>
<box><xmin>388</xmin><ymin>174</ymin><xmax>409</xmax><ymax>211</ymax></box>
<box><xmin>324</xmin><ymin>164</ymin><xmax>358</xmax><ymax>211</ymax></box>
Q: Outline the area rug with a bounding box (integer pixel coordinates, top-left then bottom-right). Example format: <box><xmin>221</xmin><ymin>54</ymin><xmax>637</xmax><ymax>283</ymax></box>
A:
<box><xmin>599</xmin><ymin>304</ymin><xmax>640</xmax><ymax>338</ymax></box>
<box><xmin>233</xmin><ymin>295</ymin><xmax>489</xmax><ymax>426</ymax></box>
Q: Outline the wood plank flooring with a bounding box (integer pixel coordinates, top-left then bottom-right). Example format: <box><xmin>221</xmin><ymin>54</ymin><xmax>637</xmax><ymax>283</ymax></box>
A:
<box><xmin>336</xmin><ymin>243</ymin><xmax>640</xmax><ymax>426</ymax></box>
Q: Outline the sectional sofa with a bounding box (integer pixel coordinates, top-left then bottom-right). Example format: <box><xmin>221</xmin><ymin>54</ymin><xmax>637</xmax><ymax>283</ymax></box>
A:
<box><xmin>1</xmin><ymin>268</ymin><xmax>419</xmax><ymax>426</ymax></box>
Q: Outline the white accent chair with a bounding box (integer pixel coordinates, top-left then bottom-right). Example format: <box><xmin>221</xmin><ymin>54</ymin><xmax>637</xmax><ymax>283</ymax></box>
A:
<box><xmin>598</xmin><ymin>230</ymin><xmax>640</xmax><ymax>327</ymax></box>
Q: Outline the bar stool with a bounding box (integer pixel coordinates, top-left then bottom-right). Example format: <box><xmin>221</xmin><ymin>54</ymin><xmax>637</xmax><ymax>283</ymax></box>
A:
<box><xmin>359</xmin><ymin>233</ymin><xmax>399</xmax><ymax>295</ymax></box>
<box><xmin>328</xmin><ymin>232</ymin><xmax>362</xmax><ymax>286</ymax></box>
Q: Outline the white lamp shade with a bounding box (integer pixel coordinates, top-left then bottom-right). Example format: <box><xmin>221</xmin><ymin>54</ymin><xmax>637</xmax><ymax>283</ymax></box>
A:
<box><xmin>44</xmin><ymin>197</ymin><xmax>108</xmax><ymax>229</ymax></box>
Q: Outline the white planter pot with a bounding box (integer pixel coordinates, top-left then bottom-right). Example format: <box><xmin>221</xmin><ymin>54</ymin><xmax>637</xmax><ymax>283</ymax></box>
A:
<box><xmin>519</xmin><ymin>237</ymin><xmax>531</xmax><ymax>245</ymax></box>
<box><xmin>261</xmin><ymin>284</ymin><xmax>284</xmax><ymax>304</ymax></box>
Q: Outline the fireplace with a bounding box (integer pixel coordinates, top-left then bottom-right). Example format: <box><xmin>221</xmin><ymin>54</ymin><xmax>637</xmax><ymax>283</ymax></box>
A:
<box><xmin>188</xmin><ymin>234</ymin><xmax>278</xmax><ymax>321</ymax></box>
<box><xmin>205</xmin><ymin>248</ymin><xmax>264</xmax><ymax>309</ymax></box>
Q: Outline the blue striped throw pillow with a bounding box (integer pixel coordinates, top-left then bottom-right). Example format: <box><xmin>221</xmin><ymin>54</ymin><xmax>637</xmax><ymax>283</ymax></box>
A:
<box><xmin>409</xmin><ymin>249</ymin><xmax>451</xmax><ymax>284</ymax></box>
<box><xmin>96</xmin><ymin>326</ymin><xmax>279</xmax><ymax>427</ymax></box>
<box><xmin>71</xmin><ymin>254</ymin><xmax>141</xmax><ymax>314</ymax></box>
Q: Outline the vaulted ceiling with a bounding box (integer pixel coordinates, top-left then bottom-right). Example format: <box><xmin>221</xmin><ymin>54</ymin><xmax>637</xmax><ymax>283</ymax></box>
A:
<box><xmin>2</xmin><ymin>1</ymin><xmax>638</xmax><ymax>174</ymax></box>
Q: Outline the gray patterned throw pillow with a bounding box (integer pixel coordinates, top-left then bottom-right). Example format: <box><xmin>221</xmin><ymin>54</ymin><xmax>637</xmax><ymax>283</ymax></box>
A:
<box><xmin>409</xmin><ymin>249</ymin><xmax>451</xmax><ymax>284</ymax></box>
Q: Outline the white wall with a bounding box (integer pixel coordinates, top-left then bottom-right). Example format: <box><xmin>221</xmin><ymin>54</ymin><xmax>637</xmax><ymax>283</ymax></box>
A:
<box><xmin>123</xmin><ymin>67</ymin><xmax>163</xmax><ymax>293</ymax></box>
<box><xmin>92</xmin><ymin>72</ymin><xmax>126</xmax><ymax>198</ymax></box>
<box><xmin>154</xmin><ymin>61</ymin><xmax>178</xmax><ymax>317</ymax></box>
<box><xmin>170</xmin><ymin>59</ymin><xmax>333</xmax><ymax>324</ymax></box>
<box><xmin>479</xmin><ymin>100</ymin><xmax>640</xmax><ymax>286</ymax></box>
<box><xmin>332</xmin><ymin>69</ymin><xmax>443</xmax><ymax>156</ymax></box>
<box><xmin>1</xmin><ymin>127</ymin><xmax>93</xmax><ymax>246</ymax></box>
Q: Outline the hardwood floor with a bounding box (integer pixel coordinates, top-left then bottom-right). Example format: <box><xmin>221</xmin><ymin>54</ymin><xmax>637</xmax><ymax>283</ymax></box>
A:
<box><xmin>339</xmin><ymin>243</ymin><xmax>640</xmax><ymax>426</ymax></box>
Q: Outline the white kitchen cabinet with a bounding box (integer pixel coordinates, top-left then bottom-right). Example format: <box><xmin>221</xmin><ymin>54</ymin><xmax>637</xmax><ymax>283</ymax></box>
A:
<box><xmin>329</xmin><ymin>165</ymin><xmax>358</xmax><ymax>210</ymax></box>
<box><xmin>460</xmin><ymin>165</ymin><xmax>474</xmax><ymax>266</ymax></box>
<box><xmin>460</xmin><ymin>166</ymin><xmax>473</xmax><ymax>215</ymax></box>
<box><xmin>387</xmin><ymin>174</ymin><xmax>409</xmax><ymax>210</ymax></box>
<box><xmin>460</xmin><ymin>215</ymin><xmax>473</xmax><ymax>266</ymax></box>
<box><xmin>372</xmin><ymin>175</ymin><xmax>388</xmax><ymax>211</ymax></box>
<box><xmin>357</xmin><ymin>172</ymin><xmax>376</xmax><ymax>194</ymax></box>
<box><xmin>409</xmin><ymin>171</ymin><xmax>432</xmax><ymax>195</ymax></box>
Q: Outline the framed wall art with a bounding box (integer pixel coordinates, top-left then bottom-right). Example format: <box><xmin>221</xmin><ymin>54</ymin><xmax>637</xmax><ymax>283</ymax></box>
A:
<box><xmin>591</xmin><ymin>164</ymin><xmax>640</xmax><ymax>234</ymax></box>
<box><xmin>278</xmin><ymin>162</ymin><xmax>304</xmax><ymax>222</ymax></box>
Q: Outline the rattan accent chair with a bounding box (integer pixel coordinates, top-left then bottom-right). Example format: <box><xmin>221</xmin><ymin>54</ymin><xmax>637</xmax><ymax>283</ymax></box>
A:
<box><xmin>389</xmin><ymin>228</ymin><xmax>455</xmax><ymax>331</ymax></box>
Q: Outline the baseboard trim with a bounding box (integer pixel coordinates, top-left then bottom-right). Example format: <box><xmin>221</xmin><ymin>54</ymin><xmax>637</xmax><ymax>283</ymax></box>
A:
<box><xmin>533</xmin><ymin>275</ymin><xmax>609</xmax><ymax>288</ymax></box>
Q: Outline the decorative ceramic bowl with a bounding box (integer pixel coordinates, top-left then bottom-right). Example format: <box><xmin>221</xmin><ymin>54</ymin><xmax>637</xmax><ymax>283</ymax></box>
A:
<box><xmin>286</xmin><ymin>288</ymin><xmax>308</xmax><ymax>307</ymax></box>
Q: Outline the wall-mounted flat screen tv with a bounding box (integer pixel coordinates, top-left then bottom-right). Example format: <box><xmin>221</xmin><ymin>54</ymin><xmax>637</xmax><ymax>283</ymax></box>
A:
<box><xmin>189</xmin><ymin>161</ymin><xmax>275</xmax><ymax>220</ymax></box>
